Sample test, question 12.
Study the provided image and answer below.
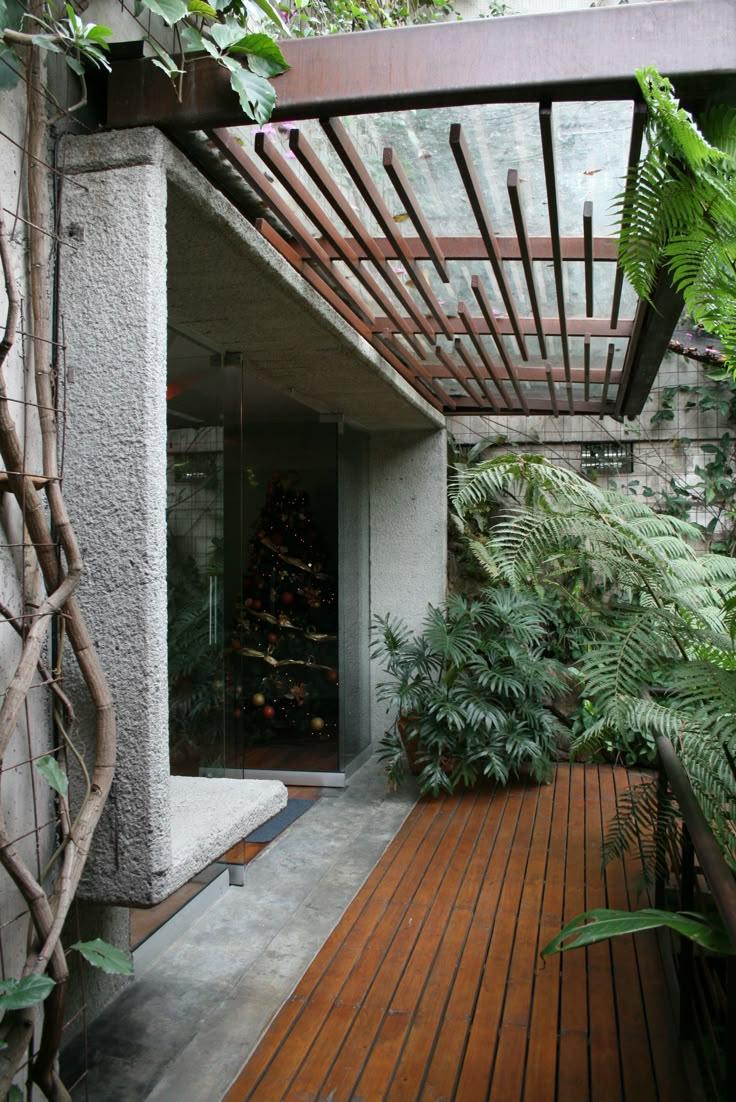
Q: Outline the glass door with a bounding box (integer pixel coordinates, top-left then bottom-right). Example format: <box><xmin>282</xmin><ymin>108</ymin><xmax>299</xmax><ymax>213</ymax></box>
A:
<box><xmin>167</xmin><ymin>354</ymin><xmax>368</xmax><ymax>782</ymax></box>
<box><xmin>166</xmin><ymin>346</ymin><xmax>225</xmax><ymax>776</ymax></box>
<box><xmin>229</xmin><ymin>419</ymin><xmax>340</xmax><ymax>775</ymax></box>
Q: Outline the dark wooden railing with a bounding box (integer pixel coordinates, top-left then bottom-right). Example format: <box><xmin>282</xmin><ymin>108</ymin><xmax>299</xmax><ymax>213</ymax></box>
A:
<box><xmin>655</xmin><ymin>735</ymin><xmax>736</xmax><ymax>1101</ymax></box>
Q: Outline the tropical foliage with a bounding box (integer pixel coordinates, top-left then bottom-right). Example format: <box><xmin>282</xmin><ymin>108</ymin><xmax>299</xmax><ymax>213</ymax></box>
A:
<box><xmin>372</xmin><ymin>588</ymin><xmax>568</xmax><ymax>797</ymax></box>
<box><xmin>617</xmin><ymin>67</ymin><xmax>736</xmax><ymax>373</ymax></box>
<box><xmin>450</xmin><ymin>452</ymin><xmax>736</xmax><ymax>870</ymax></box>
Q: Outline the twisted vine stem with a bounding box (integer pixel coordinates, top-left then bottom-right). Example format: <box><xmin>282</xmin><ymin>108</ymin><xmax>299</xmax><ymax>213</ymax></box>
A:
<box><xmin>0</xmin><ymin>19</ymin><xmax>116</xmax><ymax>1097</ymax></box>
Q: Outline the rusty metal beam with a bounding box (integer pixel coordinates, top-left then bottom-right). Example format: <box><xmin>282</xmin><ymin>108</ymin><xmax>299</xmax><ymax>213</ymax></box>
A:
<box><xmin>450</xmin><ymin>123</ymin><xmax>527</xmax><ymax>359</ymax></box>
<box><xmin>288</xmin><ymin>128</ymin><xmax>436</xmax><ymax>344</ymax></box>
<box><xmin>455</xmin><ymin>338</ymin><xmax>497</xmax><ymax>413</ymax></box>
<box><xmin>431</xmin><ymin>363</ymin><xmax>621</xmax><ymax>386</ymax></box>
<box><xmin>254</xmin><ymin>130</ymin><xmax>425</xmax><ymax>356</ymax></box>
<box><xmin>471</xmin><ymin>276</ymin><xmax>529</xmax><ymax>414</ymax></box>
<box><xmin>382</xmin><ymin>148</ymin><xmax>449</xmax><ymax>283</ymax></box>
<box><xmin>507</xmin><ymin>170</ymin><xmax>546</xmax><ymax>359</ymax></box>
<box><xmin>583</xmin><ymin>201</ymin><xmax>594</xmax><ymax>318</ymax></box>
<box><xmin>371</xmin><ymin>316</ymin><xmax>632</xmax><ymax>338</ymax></box>
<box><xmin>611</xmin><ymin>101</ymin><xmax>647</xmax><ymax>329</ymax></box>
<box><xmin>317</xmin><ymin>236</ymin><xmax>620</xmax><ymax>263</ymax></box>
<box><xmin>539</xmin><ymin>103</ymin><xmax>572</xmax><ymax>410</ymax></box>
<box><xmin>106</xmin><ymin>1</ymin><xmax>736</xmax><ymax>129</ymax></box>
<box><xmin>616</xmin><ymin>270</ymin><xmax>684</xmax><ymax>416</ymax></box>
<box><xmin>321</xmin><ymin>117</ymin><xmax>454</xmax><ymax>339</ymax></box>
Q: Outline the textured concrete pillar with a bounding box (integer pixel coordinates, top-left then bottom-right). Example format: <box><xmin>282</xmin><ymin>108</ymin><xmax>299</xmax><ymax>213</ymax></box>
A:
<box><xmin>59</xmin><ymin>133</ymin><xmax>170</xmax><ymax>902</ymax></box>
<box><xmin>369</xmin><ymin>428</ymin><xmax>447</xmax><ymax>747</ymax></box>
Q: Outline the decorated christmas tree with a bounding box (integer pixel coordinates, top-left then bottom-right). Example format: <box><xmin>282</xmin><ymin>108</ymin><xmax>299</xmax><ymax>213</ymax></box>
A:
<box><xmin>230</xmin><ymin>474</ymin><xmax>339</xmax><ymax>748</ymax></box>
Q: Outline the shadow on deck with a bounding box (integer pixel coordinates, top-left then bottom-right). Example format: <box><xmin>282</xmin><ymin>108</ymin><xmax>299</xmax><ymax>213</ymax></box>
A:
<box><xmin>224</xmin><ymin>763</ymin><xmax>689</xmax><ymax>1102</ymax></box>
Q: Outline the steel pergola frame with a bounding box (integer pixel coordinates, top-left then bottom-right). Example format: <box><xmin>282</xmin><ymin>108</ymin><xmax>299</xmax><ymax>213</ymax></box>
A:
<box><xmin>104</xmin><ymin>0</ymin><xmax>736</xmax><ymax>418</ymax></box>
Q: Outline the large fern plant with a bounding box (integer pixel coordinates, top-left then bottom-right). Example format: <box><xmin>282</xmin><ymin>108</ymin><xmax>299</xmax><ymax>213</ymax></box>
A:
<box><xmin>450</xmin><ymin>453</ymin><xmax>736</xmax><ymax>869</ymax></box>
<box><xmin>618</xmin><ymin>68</ymin><xmax>736</xmax><ymax>370</ymax></box>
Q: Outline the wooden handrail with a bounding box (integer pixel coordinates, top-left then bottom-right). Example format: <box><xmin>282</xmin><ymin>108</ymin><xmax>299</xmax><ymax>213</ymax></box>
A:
<box><xmin>656</xmin><ymin>734</ymin><xmax>736</xmax><ymax>950</ymax></box>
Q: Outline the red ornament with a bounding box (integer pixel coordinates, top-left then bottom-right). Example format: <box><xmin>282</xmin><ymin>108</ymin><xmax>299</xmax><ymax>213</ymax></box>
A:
<box><xmin>233</xmin><ymin>708</ymin><xmax>242</xmax><ymax>719</ymax></box>
<box><xmin>262</xmin><ymin>705</ymin><xmax>275</xmax><ymax>720</ymax></box>
<box><xmin>326</xmin><ymin>669</ymin><xmax>338</xmax><ymax>683</ymax></box>
<box><xmin>281</xmin><ymin>591</ymin><xmax>294</xmax><ymax>605</ymax></box>
<box><xmin>231</xmin><ymin>639</ymin><xmax>241</xmax><ymax>650</ymax></box>
<box><xmin>252</xmin><ymin>599</ymin><xmax>262</xmax><ymax>610</ymax></box>
<box><xmin>268</xmin><ymin>632</ymin><xmax>278</xmax><ymax>644</ymax></box>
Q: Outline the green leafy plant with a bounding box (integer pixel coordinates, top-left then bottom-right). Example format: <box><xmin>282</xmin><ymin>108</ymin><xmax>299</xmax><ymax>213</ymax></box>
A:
<box><xmin>372</xmin><ymin>588</ymin><xmax>568</xmax><ymax>797</ymax></box>
<box><xmin>450</xmin><ymin>452</ymin><xmax>736</xmax><ymax>868</ymax></box>
<box><xmin>617</xmin><ymin>68</ymin><xmax>736</xmax><ymax>373</ymax></box>
<box><xmin>541</xmin><ymin>908</ymin><xmax>732</xmax><ymax>958</ymax></box>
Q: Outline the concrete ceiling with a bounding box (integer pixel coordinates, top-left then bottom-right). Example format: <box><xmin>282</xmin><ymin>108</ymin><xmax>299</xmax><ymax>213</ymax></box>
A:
<box><xmin>165</xmin><ymin>175</ymin><xmax>444</xmax><ymax>433</ymax></box>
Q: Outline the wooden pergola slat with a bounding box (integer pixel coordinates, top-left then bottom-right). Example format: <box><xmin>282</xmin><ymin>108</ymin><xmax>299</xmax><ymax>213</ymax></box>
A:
<box><xmin>111</xmin><ymin>2</ymin><xmax>736</xmax><ymax>418</ymax></box>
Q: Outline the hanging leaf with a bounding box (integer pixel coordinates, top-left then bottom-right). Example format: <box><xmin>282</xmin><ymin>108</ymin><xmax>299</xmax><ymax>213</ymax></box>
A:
<box><xmin>138</xmin><ymin>0</ymin><xmax>188</xmax><ymax>26</ymax></box>
<box><xmin>228</xmin><ymin>65</ymin><xmax>276</xmax><ymax>127</ymax></box>
<box><xmin>227</xmin><ymin>33</ymin><xmax>289</xmax><ymax>77</ymax></box>
<box><xmin>35</xmin><ymin>755</ymin><xmax>69</xmax><ymax>797</ymax></box>
<box><xmin>71</xmin><ymin>938</ymin><xmax>134</xmax><ymax>975</ymax></box>
<box><xmin>0</xmin><ymin>43</ymin><xmax>21</xmax><ymax>90</ymax></box>
<box><xmin>180</xmin><ymin>24</ymin><xmax>206</xmax><ymax>53</ymax></box>
<box><xmin>247</xmin><ymin>0</ymin><xmax>287</xmax><ymax>32</ymax></box>
<box><xmin>187</xmin><ymin>0</ymin><xmax>217</xmax><ymax>16</ymax></box>
<box><xmin>0</xmin><ymin>975</ymin><xmax>56</xmax><ymax>1011</ymax></box>
<box><xmin>6</xmin><ymin>1086</ymin><xmax>23</xmax><ymax>1102</ymax></box>
<box><xmin>210</xmin><ymin>18</ymin><xmax>248</xmax><ymax>52</ymax></box>
<box><xmin>541</xmin><ymin>907</ymin><xmax>733</xmax><ymax>958</ymax></box>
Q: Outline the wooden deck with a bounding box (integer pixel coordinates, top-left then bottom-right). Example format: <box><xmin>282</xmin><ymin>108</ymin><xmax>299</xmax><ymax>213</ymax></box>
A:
<box><xmin>223</xmin><ymin>764</ymin><xmax>690</xmax><ymax>1102</ymax></box>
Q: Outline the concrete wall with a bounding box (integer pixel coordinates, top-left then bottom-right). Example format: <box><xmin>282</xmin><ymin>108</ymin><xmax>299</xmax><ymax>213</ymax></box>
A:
<box><xmin>59</xmin><ymin>139</ymin><xmax>172</xmax><ymax>904</ymax></box>
<box><xmin>369</xmin><ymin>429</ymin><xmax>448</xmax><ymax>747</ymax></box>
<box><xmin>449</xmin><ymin>351</ymin><xmax>730</xmax><ymax>534</ymax></box>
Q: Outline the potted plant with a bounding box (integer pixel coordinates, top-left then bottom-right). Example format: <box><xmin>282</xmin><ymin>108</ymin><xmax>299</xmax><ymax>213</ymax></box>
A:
<box><xmin>371</xmin><ymin>588</ymin><xmax>568</xmax><ymax>797</ymax></box>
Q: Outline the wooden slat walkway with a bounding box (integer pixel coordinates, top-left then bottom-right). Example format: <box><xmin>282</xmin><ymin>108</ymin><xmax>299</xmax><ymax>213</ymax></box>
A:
<box><xmin>223</xmin><ymin>764</ymin><xmax>690</xmax><ymax>1102</ymax></box>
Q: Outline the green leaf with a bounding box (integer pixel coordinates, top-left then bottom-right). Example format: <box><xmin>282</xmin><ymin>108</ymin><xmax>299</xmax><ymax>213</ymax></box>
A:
<box><xmin>0</xmin><ymin>0</ymin><xmax>24</xmax><ymax>32</ymax></box>
<box><xmin>187</xmin><ymin>0</ymin><xmax>217</xmax><ymax>15</ymax></box>
<box><xmin>138</xmin><ymin>0</ymin><xmax>188</xmax><ymax>25</ymax></box>
<box><xmin>7</xmin><ymin>1085</ymin><xmax>23</xmax><ymax>1102</ymax></box>
<box><xmin>248</xmin><ymin>0</ymin><xmax>287</xmax><ymax>31</ymax></box>
<box><xmin>35</xmin><ymin>755</ymin><xmax>69</xmax><ymax>797</ymax></box>
<box><xmin>210</xmin><ymin>18</ymin><xmax>247</xmax><ymax>52</ymax></box>
<box><xmin>65</xmin><ymin>55</ymin><xmax>85</xmax><ymax>76</ymax></box>
<box><xmin>180</xmin><ymin>24</ymin><xmax>206</xmax><ymax>53</ymax></box>
<box><xmin>0</xmin><ymin>974</ymin><xmax>56</xmax><ymax>1010</ymax></box>
<box><xmin>31</xmin><ymin>35</ymin><xmax>63</xmax><ymax>53</ymax></box>
<box><xmin>541</xmin><ymin>907</ymin><xmax>733</xmax><ymax>958</ymax></box>
<box><xmin>0</xmin><ymin>43</ymin><xmax>21</xmax><ymax>90</ymax></box>
<box><xmin>71</xmin><ymin>938</ymin><xmax>134</xmax><ymax>975</ymax></box>
<box><xmin>227</xmin><ymin>33</ymin><xmax>289</xmax><ymax>77</ymax></box>
<box><xmin>228</xmin><ymin>64</ymin><xmax>276</xmax><ymax>126</ymax></box>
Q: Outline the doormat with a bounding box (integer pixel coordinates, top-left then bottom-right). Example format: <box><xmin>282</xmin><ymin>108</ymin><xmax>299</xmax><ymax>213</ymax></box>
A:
<box><xmin>245</xmin><ymin>798</ymin><xmax>315</xmax><ymax>843</ymax></box>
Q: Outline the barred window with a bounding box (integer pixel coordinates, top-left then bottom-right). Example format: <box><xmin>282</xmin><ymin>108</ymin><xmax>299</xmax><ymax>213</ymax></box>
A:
<box><xmin>581</xmin><ymin>441</ymin><xmax>634</xmax><ymax>476</ymax></box>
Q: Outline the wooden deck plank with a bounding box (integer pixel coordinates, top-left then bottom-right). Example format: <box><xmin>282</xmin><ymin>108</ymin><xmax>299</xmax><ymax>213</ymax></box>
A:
<box><xmin>224</xmin><ymin>765</ymin><xmax>690</xmax><ymax>1102</ymax></box>
<box><xmin>523</xmin><ymin>764</ymin><xmax>569</xmax><ymax>1102</ymax></box>
<box><xmin>586</xmin><ymin>766</ymin><xmax>624</xmax><ymax>1102</ymax></box>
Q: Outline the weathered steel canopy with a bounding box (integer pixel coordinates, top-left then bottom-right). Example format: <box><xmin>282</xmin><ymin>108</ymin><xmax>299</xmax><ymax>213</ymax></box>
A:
<box><xmin>106</xmin><ymin>0</ymin><xmax>736</xmax><ymax>417</ymax></box>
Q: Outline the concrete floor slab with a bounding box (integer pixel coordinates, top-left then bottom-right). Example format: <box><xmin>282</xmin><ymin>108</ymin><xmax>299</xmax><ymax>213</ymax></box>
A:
<box><xmin>63</xmin><ymin>755</ymin><xmax>417</xmax><ymax>1101</ymax></box>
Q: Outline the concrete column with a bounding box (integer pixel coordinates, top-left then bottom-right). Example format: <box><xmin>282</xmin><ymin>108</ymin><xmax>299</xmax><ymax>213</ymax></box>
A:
<box><xmin>60</xmin><ymin>135</ymin><xmax>170</xmax><ymax>903</ymax></box>
<box><xmin>369</xmin><ymin>427</ymin><xmax>447</xmax><ymax>748</ymax></box>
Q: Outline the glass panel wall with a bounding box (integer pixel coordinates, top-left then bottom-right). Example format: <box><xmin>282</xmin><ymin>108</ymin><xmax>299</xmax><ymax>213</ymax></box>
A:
<box><xmin>338</xmin><ymin>426</ymin><xmax>371</xmax><ymax>770</ymax></box>
<box><xmin>231</xmin><ymin>420</ymin><xmax>340</xmax><ymax>773</ymax></box>
<box><xmin>167</xmin><ymin>349</ymin><xmax>225</xmax><ymax>776</ymax></box>
<box><xmin>167</xmin><ymin>348</ymin><xmax>360</xmax><ymax>779</ymax></box>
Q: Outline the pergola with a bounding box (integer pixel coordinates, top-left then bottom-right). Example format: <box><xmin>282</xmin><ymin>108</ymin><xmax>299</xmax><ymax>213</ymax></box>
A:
<box><xmin>105</xmin><ymin>0</ymin><xmax>736</xmax><ymax>418</ymax></box>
